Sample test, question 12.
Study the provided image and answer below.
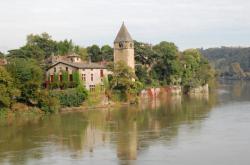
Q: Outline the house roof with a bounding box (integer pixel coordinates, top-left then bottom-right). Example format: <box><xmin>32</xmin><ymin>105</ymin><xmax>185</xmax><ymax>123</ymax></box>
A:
<box><xmin>47</xmin><ymin>61</ymin><xmax>107</xmax><ymax>71</ymax></box>
<box><xmin>67</xmin><ymin>53</ymin><xmax>80</xmax><ymax>57</ymax></box>
<box><xmin>114</xmin><ymin>22</ymin><xmax>133</xmax><ymax>43</ymax></box>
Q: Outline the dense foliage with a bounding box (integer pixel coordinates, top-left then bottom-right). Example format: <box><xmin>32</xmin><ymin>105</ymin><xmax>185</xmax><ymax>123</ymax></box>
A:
<box><xmin>0</xmin><ymin>32</ymin><xmax>215</xmax><ymax>112</ymax></box>
<box><xmin>134</xmin><ymin>41</ymin><xmax>215</xmax><ymax>89</ymax></box>
<box><xmin>50</xmin><ymin>86</ymin><xmax>88</xmax><ymax>107</ymax></box>
<box><xmin>109</xmin><ymin>61</ymin><xmax>142</xmax><ymax>102</ymax></box>
<box><xmin>199</xmin><ymin>47</ymin><xmax>250</xmax><ymax>78</ymax></box>
<box><xmin>87</xmin><ymin>44</ymin><xmax>113</xmax><ymax>62</ymax></box>
<box><xmin>0</xmin><ymin>52</ymin><xmax>4</xmax><ymax>59</ymax></box>
<box><xmin>0</xmin><ymin>67</ymin><xmax>20</xmax><ymax>109</ymax></box>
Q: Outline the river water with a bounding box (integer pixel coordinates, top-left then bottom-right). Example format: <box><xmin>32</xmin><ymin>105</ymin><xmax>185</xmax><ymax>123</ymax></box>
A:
<box><xmin>0</xmin><ymin>81</ymin><xmax>250</xmax><ymax>165</ymax></box>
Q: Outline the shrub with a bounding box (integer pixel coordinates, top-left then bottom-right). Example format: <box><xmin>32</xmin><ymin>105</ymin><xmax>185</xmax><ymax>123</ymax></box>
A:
<box><xmin>37</xmin><ymin>90</ymin><xmax>60</xmax><ymax>113</ymax></box>
<box><xmin>51</xmin><ymin>86</ymin><xmax>88</xmax><ymax>107</ymax></box>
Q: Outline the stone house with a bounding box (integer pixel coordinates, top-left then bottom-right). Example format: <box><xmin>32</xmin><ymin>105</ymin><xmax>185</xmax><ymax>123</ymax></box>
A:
<box><xmin>46</xmin><ymin>22</ymin><xmax>135</xmax><ymax>91</ymax></box>
<box><xmin>46</xmin><ymin>54</ymin><xmax>110</xmax><ymax>91</ymax></box>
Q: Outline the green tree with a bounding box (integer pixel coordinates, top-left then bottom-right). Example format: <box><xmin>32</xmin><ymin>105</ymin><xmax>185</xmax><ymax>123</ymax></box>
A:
<box><xmin>60</xmin><ymin>71</ymin><xmax>69</xmax><ymax>89</ymax></box>
<box><xmin>72</xmin><ymin>71</ymin><xmax>81</xmax><ymax>87</ymax></box>
<box><xmin>101</xmin><ymin>45</ymin><xmax>113</xmax><ymax>61</ymax></box>
<box><xmin>134</xmin><ymin>40</ymin><xmax>156</xmax><ymax>65</ymax></box>
<box><xmin>0</xmin><ymin>52</ymin><xmax>4</xmax><ymax>59</ymax></box>
<box><xmin>27</xmin><ymin>33</ymin><xmax>58</xmax><ymax>58</ymax></box>
<box><xmin>135</xmin><ymin>65</ymin><xmax>152</xmax><ymax>86</ymax></box>
<box><xmin>110</xmin><ymin>61</ymin><xmax>142</xmax><ymax>102</ymax></box>
<box><xmin>181</xmin><ymin>49</ymin><xmax>215</xmax><ymax>89</ymax></box>
<box><xmin>8</xmin><ymin>44</ymin><xmax>45</xmax><ymax>61</ymax></box>
<box><xmin>87</xmin><ymin>45</ymin><xmax>101</xmax><ymax>62</ymax></box>
<box><xmin>57</xmin><ymin>39</ymin><xmax>74</xmax><ymax>55</ymax></box>
<box><xmin>74</xmin><ymin>46</ymin><xmax>88</xmax><ymax>61</ymax></box>
<box><xmin>0</xmin><ymin>67</ymin><xmax>20</xmax><ymax>109</ymax></box>
<box><xmin>6</xmin><ymin>58</ymin><xmax>43</xmax><ymax>104</ymax></box>
<box><xmin>152</xmin><ymin>41</ymin><xmax>182</xmax><ymax>84</ymax></box>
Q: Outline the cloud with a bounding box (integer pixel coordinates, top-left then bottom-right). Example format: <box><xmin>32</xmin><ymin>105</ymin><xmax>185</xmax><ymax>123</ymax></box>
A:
<box><xmin>0</xmin><ymin>0</ymin><xmax>250</xmax><ymax>52</ymax></box>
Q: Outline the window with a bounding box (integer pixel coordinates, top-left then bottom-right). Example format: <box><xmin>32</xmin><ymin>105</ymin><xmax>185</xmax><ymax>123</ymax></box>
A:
<box><xmin>66</xmin><ymin>67</ymin><xmax>68</xmax><ymax>72</ymax></box>
<box><xmin>91</xmin><ymin>74</ymin><xmax>93</xmax><ymax>81</ymax></box>
<box><xmin>59</xmin><ymin>75</ymin><xmax>62</xmax><ymax>82</ymax></box>
<box><xmin>100</xmin><ymin>69</ymin><xmax>104</xmax><ymax>78</ymax></box>
<box><xmin>130</xmin><ymin>43</ymin><xmax>133</xmax><ymax>48</ymax></box>
<box><xmin>89</xmin><ymin>85</ymin><xmax>95</xmax><ymax>92</ymax></box>
<box><xmin>69</xmin><ymin>74</ymin><xmax>73</xmax><ymax>82</ymax></box>
<box><xmin>82</xmin><ymin>74</ymin><xmax>86</xmax><ymax>81</ymax></box>
<box><xmin>101</xmin><ymin>85</ymin><xmax>104</xmax><ymax>91</ymax></box>
<box><xmin>50</xmin><ymin>75</ymin><xmax>54</xmax><ymax>82</ymax></box>
<box><xmin>59</xmin><ymin>67</ymin><xmax>62</xmax><ymax>71</ymax></box>
<box><xmin>54</xmin><ymin>68</ymin><xmax>56</xmax><ymax>73</ymax></box>
<box><xmin>91</xmin><ymin>69</ymin><xmax>93</xmax><ymax>71</ymax></box>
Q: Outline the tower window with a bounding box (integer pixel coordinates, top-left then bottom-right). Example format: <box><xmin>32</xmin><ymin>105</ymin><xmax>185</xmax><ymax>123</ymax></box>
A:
<box><xmin>119</xmin><ymin>42</ymin><xmax>124</xmax><ymax>48</ymax></box>
<box><xmin>130</xmin><ymin>43</ymin><xmax>133</xmax><ymax>48</ymax></box>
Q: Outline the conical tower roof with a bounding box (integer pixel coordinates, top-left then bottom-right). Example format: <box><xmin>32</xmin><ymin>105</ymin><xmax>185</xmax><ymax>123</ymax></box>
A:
<box><xmin>114</xmin><ymin>22</ymin><xmax>133</xmax><ymax>43</ymax></box>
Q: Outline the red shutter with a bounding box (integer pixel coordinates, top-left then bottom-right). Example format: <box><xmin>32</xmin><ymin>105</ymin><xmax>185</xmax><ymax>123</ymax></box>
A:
<box><xmin>100</xmin><ymin>69</ymin><xmax>104</xmax><ymax>77</ymax></box>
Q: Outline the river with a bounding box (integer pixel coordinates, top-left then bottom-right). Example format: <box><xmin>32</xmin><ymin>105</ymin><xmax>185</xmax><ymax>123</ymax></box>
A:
<box><xmin>0</xmin><ymin>80</ymin><xmax>250</xmax><ymax>165</ymax></box>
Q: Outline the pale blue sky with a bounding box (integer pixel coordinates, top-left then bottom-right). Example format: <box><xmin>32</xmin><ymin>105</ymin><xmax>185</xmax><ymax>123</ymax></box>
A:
<box><xmin>0</xmin><ymin>0</ymin><xmax>250</xmax><ymax>52</ymax></box>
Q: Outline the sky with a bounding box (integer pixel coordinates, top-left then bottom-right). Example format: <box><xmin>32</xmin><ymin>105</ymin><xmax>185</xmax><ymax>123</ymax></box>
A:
<box><xmin>0</xmin><ymin>0</ymin><xmax>250</xmax><ymax>52</ymax></box>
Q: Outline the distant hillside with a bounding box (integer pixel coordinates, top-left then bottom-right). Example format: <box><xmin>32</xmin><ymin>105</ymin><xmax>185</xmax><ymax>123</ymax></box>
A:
<box><xmin>199</xmin><ymin>47</ymin><xmax>250</xmax><ymax>79</ymax></box>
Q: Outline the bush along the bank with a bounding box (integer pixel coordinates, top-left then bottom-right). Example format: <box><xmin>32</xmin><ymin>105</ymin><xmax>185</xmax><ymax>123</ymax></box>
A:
<box><xmin>37</xmin><ymin>90</ymin><xmax>60</xmax><ymax>113</ymax></box>
<box><xmin>50</xmin><ymin>85</ymin><xmax>88</xmax><ymax>107</ymax></box>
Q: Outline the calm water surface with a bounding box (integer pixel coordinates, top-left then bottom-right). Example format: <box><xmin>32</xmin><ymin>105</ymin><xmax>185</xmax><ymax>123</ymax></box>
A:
<box><xmin>1</xmin><ymin>81</ymin><xmax>250</xmax><ymax>165</ymax></box>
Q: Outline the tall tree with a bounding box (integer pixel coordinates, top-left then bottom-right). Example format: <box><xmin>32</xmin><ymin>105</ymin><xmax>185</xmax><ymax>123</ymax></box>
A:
<box><xmin>6</xmin><ymin>58</ymin><xmax>43</xmax><ymax>104</ymax></box>
<box><xmin>87</xmin><ymin>45</ymin><xmax>101</xmax><ymax>62</ymax></box>
<box><xmin>74</xmin><ymin>46</ymin><xmax>88</xmax><ymax>61</ymax></box>
<box><xmin>134</xmin><ymin>40</ymin><xmax>156</xmax><ymax>66</ymax></box>
<box><xmin>152</xmin><ymin>41</ymin><xmax>182</xmax><ymax>85</ymax></box>
<box><xmin>57</xmin><ymin>39</ymin><xmax>74</xmax><ymax>55</ymax></box>
<box><xmin>26</xmin><ymin>32</ymin><xmax>58</xmax><ymax>58</ymax></box>
<box><xmin>110</xmin><ymin>61</ymin><xmax>142</xmax><ymax>101</ymax></box>
<box><xmin>0</xmin><ymin>52</ymin><xmax>4</xmax><ymax>59</ymax></box>
<box><xmin>0</xmin><ymin>67</ymin><xmax>20</xmax><ymax>109</ymax></box>
<box><xmin>101</xmin><ymin>45</ymin><xmax>113</xmax><ymax>61</ymax></box>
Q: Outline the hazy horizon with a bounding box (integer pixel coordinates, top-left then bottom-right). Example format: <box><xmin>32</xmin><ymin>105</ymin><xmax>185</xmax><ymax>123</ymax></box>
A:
<box><xmin>1</xmin><ymin>0</ymin><xmax>250</xmax><ymax>52</ymax></box>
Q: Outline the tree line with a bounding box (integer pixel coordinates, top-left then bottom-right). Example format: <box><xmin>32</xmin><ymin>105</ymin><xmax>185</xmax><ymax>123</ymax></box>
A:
<box><xmin>0</xmin><ymin>33</ymin><xmax>215</xmax><ymax>112</ymax></box>
<box><xmin>200</xmin><ymin>47</ymin><xmax>250</xmax><ymax>78</ymax></box>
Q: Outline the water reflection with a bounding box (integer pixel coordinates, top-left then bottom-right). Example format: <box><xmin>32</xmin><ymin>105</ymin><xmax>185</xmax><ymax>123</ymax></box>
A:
<box><xmin>0</xmin><ymin>88</ymin><xmax>219</xmax><ymax>164</ymax></box>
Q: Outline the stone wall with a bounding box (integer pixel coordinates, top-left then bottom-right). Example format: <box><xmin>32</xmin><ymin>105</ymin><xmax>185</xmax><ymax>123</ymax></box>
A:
<box><xmin>140</xmin><ymin>86</ymin><xmax>182</xmax><ymax>98</ymax></box>
<box><xmin>188</xmin><ymin>84</ymin><xmax>209</xmax><ymax>95</ymax></box>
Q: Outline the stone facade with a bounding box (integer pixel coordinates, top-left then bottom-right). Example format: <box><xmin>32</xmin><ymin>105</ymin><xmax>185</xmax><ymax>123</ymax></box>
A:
<box><xmin>46</xmin><ymin>23</ymin><xmax>135</xmax><ymax>91</ymax></box>
<box><xmin>46</xmin><ymin>55</ymin><xmax>110</xmax><ymax>91</ymax></box>
<box><xmin>114</xmin><ymin>42</ymin><xmax>135</xmax><ymax>70</ymax></box>
<box><xmin>114</xmin><ymin>23</ymin><xmax>135</xmax><ymax>70</ymax></box>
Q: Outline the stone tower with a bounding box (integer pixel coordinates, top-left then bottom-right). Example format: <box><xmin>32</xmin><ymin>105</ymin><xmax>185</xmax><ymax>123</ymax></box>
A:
<box><xmin>114</xmin><ymin>22</ymin><xmax>135</xmax><ymax>70</ymax></box>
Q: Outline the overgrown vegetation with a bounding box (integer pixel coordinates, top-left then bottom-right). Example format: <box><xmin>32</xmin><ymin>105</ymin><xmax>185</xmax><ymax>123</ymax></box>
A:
<box><xmin>0</xmin><ymin>32</ymin><xmax>215</xmax><ymax>113</ymax></box>
<box><xmin>0</xmin><ymin>33</ymin><xmax>91</xmax><ymax>113</ymax></box>
<box><xmin>50</xmin><ymin>86</ymin><xmax>88</xmax><ymax>108</ymax></box>
<box><xmin>108</xmin><ymin>61</ymin><xmax>143</xmax><ymax>103</ymax></box>
<box><xmin>200</xmin><ymin>47</ymin><xmax>250</xmax><ymax>79</ymax></box>
<box><xmin>134</xmin><ymin>41</ymin><xmax>215</xmax><ymax>89</ymax></box>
